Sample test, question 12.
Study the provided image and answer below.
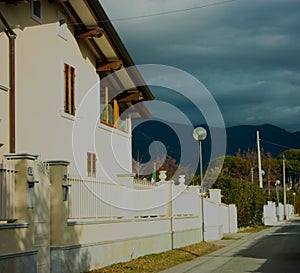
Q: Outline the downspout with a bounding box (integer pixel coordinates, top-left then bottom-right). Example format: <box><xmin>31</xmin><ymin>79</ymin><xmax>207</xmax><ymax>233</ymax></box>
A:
<box><xmin>0</xmin><ymin>12</ymin><xmax>17</xmax><ymax>153</ymax></box>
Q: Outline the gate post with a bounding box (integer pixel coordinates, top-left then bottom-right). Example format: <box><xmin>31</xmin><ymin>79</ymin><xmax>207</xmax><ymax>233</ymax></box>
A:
<box><xmin>3</xmin><ymin>153</ymin><xmax>39</xmax><ymax>273</ymax></box>
<box><xmin>44</xmin><ymin>160</ymin><xmax>70</xmax><ymax>247</ymax></box>
<box><xmin>4</xmin><ymin>153</ymin><xmax>38</xmax><ymax>224</ymax></box>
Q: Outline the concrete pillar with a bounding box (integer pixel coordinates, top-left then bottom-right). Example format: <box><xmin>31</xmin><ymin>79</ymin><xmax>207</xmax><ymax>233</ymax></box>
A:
<box><xmin>4</xmin><ymin>153</ymin><xmax>38</xmax><ymax>223</ymax></box>
<box><xmin>209</xmin><ymin>189</ymin><xmax>221</xmax><ymax>205</ymax></box>
<box><xmin>44</xmin><ymin>160</ymin><xmax>69</xmax><ymax>246</ymax></box>
<box><xmin>229</xmin><ymin>204</ymin><xmax>238</xmax><ymax>233</ymax></box>
<box><xmin>167</xmin><ymin>180</ymin><xmax>174</xmax><ymax>249</ymax></box>
<box><xmin>3</xmin><ymin>153</ymin><xmax>38</xmax><ymax>259</ymax></box>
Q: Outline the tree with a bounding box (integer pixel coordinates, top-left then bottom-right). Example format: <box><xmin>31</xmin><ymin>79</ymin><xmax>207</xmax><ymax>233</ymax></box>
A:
<box><xmin>218</xmin><ymin>151</ymin><xmax>284</xmax><ymax>191</ymax></box>
<box><xmin>277</xmin><ymin>150</ymin><xmax>300</xmax><ymax>191</ymax></box>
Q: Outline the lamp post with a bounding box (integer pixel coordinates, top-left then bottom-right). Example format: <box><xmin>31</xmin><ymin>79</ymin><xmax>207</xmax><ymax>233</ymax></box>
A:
<box><xmin>275</xmin><ymin>180</ymin><xmax>280</xmax><ymax>205</ymax></box>
<box><xmin>261</xmin><ymin>169</ymin><xmax>265</xmax><ymax>192</ymax></box>
<box><xmin>193</xmin><ymin>127</ymin><xmax>207</xmax><ymax>242</ymax></box>
<box><xmin>293</xmin><ymin>192</ymin><xmax>296</xmax><ymax>212</ymax></box>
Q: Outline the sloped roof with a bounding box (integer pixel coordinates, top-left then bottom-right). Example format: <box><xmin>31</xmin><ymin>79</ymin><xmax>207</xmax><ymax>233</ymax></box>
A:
<box><xmin>62</xmin><ymin>0</ymin><xmax>154</xmax><ymax>118</ymax></box>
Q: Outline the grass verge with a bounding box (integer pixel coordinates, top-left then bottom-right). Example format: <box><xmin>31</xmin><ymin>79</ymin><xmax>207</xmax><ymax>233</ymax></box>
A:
<box><xmin>88</xmin><ymin>242</ymin><xmax>223</xmax><ymax>273</ymax></box>
<box><xmin>238</xmin><ymin>225</ymin><xmax>269</xmax><ymax>233</ymax></box>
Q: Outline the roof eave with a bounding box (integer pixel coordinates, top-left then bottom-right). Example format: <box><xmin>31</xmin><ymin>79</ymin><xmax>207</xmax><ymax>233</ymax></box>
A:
<box><xmin>85</xmin><ymin>0</ymin><xmax>155</xmax><ymax>102</ymax></box>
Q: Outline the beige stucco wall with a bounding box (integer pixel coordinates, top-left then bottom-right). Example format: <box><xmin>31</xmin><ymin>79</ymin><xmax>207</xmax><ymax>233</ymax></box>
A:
<box><xmin>0</xmin><ymin>226</ymin><xmax>33</xmax><ymax>254</ymax></box>
<box><xmin>0</xmin><ymin>28</ymin><xmax>9</xmax><ymax>158</ymax></box>
<box><xmin>96</xmin><ymin>126</ymin><xmax>132</xmax><ymax>181</ymax></box>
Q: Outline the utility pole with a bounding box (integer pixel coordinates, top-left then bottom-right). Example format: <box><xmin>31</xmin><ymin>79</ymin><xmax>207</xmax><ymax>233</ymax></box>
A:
<box><xmin>257</xmin><ymin>131</ymin><xmax>263</xmax><ymax>188</ymax></box>
<box><xmin>267</xmin><ymin>164</ymin><xmax>271</xmax><ymax>197</ymax></box>
<box><xmin>283</xmin><ymin>155</ymin><xmax>287</xmax><ymax>219</ymax></box>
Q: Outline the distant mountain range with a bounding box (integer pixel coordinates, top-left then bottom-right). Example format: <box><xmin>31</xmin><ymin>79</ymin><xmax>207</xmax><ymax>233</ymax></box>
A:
<box><xmin>226</xmin><ymin>124</ymin><xmax>300</xmax><ymax>156</ymax></box>
<box><xmin>132</xmin><ymin>122</ymin><xmax>300</xmax><ymax>165</ymax></box>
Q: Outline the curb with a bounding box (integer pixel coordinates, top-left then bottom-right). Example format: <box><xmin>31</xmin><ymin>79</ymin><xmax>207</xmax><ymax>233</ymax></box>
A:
<box><xmin>159</xmin><ymin>225</ymin><xmax>285</xmax><ymax>273</ymax></box>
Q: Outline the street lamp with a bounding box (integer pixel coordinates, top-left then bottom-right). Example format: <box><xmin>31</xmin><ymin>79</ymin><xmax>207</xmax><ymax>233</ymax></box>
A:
<box><xmin>193</xmin><ymin>126</ymin><xmax>207</xmax><ymax>242</ymax></box>
<box><xmin>293</xmin><ymin>192</ymin><xmax>296</xmax><ymax>211</ymax></box>
<box><xmin>261</xmin><ymin>169</ymin><xmax>266</xmax><ymax>193</ymax></box>
<box><xmin>275</xmin><ymin>180</ymin><xmax>280</xmax><ymax>205</ymax></box>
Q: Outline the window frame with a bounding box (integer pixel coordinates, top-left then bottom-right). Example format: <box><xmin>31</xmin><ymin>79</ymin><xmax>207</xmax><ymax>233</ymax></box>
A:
<box><xmin>87</xmin><ymin>152</ymin><xmax>97</xmax><ymax>178</ymax></box>
<box><xmin>64</xmin><ymin>63</ymin><xmax>76</xmax><ymax>116</ymax></box>
<box><xmin>31</xmin><ymin>0</ymin><xmax>42</xmax><ymax>23</ymax></box>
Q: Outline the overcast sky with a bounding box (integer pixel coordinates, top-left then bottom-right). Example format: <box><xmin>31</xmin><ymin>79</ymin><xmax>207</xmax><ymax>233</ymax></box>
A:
<box><xmin>100</xmin><ymin>0</ymin><xmax>300</xmax><ymax>132</ymax></box>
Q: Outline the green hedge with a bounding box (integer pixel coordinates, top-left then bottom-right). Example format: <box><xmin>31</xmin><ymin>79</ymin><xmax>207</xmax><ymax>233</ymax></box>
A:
<box><xmin>213</xmin><ymin>175</ymin><xmax>266</xmax><ymax>227</ymax></box>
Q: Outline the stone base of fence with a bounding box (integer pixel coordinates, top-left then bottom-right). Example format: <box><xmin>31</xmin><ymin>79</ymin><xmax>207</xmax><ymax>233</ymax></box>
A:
<box><xmin>50</xmin><ymin>214</ymin><xmax>203</xmax><ymax>272</ymax></box>
<box><xmin>51</xmin><ymin>231</ymin><xmax>171</xmax><ymax>272</ymax></box>
<box><xmin>0</xmin><ymin>250</ymin><xmax>37</xmax><ymax>273</ymax></box>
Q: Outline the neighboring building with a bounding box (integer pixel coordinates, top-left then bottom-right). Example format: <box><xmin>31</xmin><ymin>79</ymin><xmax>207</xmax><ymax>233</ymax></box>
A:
<box><xmin>0</xmin><ymin>0</ymin><xmax>154</xmax><ymax>181</ymax></box>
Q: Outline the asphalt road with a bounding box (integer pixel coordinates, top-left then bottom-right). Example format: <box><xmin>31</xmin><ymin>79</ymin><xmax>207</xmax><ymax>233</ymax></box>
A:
<box><xmin>211</xmin><ymin>218</ymin><xmax>300</xmax><ymax>273</ymax></box>
<box><xmin>161</xmin><ymin>218</ymin><xmax>300</xmax><ymax>273</ymax></box>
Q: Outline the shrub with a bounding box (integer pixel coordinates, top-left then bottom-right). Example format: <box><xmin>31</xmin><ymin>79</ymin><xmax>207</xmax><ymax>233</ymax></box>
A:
<box><xmin>213</xmin><ymin>175</ymin><xmax>266</xmax><ymax>227</ymax></box>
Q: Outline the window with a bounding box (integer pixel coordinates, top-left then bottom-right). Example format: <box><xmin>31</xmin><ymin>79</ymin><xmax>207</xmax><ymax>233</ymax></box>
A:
<box><xmin>31</xmin><ymin>0</ymin><xmax>42</xmax><ymax>23</ymax></box>
<box><xmin>100</xmin><ymin>86</ymin><xmax>127</xmax><ymax>131</ymax></box>
<box><xmin>87</xmin><ymin>152</ymin><xmax>96</xmax><ymax>177</ymax></box>
<box><xmin>57</xmin><ymin>11</ymin><xmax>68</xmax><ymax>40</ymax></box>
<box><xmin>64</xmin><ymin>63</ymin><xmax>75</xmax><ymax>116</ymax></box>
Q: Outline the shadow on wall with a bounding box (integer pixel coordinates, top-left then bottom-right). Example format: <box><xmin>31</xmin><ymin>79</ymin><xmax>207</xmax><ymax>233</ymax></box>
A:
<box><xmin>44</xmin><ymin>160</ymin><xmax>91</xmax><ymax>273</ymax></box>
<box><xmin>0</xmin><ymin>156</ymin><xmax>92</xmax><ymax>273</ymax></box>
<box><xmin>0</xmin><ymin>157</ymin><xmax>37</xmax><ymax>273</ymax></box>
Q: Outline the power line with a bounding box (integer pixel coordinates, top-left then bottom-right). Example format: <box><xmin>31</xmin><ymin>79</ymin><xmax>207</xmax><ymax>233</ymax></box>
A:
<box><xmin>57</xmin><ymin>0</ymin><xmax>242</xmax><ymax>28</ymax></box>
<box><xmin>261</xmin><ymin>139</ymin><xmax>297</xmax><ymax>150</ymax></box>
<box><xmin>105</xmin><ymin>0</ymin><xmax>242</xmax><ymax>22</ymax></box>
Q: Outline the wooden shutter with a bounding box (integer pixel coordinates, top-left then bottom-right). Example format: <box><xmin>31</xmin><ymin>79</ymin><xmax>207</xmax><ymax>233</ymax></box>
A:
<box><xmin>64</xmin><ymin>64</ymin><xmax>75</xmax><ymax>115</ymax></box>
<box><xmin>87</xmin><ymin>152</ymin><xmax>96</xmax><ymax>177</ymax></box>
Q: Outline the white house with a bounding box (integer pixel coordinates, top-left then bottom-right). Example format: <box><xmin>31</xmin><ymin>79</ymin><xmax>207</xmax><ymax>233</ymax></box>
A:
<box><xmin>0</xmin><ymin>0</ymin><xmax>154</xmax><ymax>182</ymax></box>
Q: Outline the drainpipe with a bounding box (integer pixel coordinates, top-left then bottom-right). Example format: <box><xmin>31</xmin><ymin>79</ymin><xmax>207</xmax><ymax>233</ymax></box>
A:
<box><xmin>0</xmin><ymin>12</ymin><xmax>17</xmax><ymax>153</ymax></box>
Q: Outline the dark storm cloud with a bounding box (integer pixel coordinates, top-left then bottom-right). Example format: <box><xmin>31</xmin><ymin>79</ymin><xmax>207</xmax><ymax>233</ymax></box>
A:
<box><xmin>100</xmin><ymin>0</ymin><xmax>300</xmax><ymax>132</ymax></box>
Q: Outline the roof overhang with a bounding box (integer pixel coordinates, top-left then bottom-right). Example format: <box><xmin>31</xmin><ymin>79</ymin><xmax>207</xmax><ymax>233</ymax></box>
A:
<box><xmin>61</xmin><ymin>0</ymin><xmax>154</xmax><ymax>118</ymax></box>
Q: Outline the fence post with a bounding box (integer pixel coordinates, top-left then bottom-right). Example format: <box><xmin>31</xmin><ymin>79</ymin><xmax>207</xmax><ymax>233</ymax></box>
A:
<box><xmin>44</xmin><ymin>160</ymin><xmax>70</xmax><ymax>246</ymax></box>
<box><xmin>167</xmin><ymin>180</ymin><xmax>173</xmax><ymax>249</ymax></box>
<box><xmin>229</xmin><ymin>204</ymin><xmax>238</xmax><ymax>233</ymax></box>
<box><xmin>209</xmin><ymin>189</ymin><xmax>221</xmax><ymax>205</ymax></box>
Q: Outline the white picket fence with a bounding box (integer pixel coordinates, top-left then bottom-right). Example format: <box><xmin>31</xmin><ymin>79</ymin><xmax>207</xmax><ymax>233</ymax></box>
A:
<box><xmin>68</xmin><ymin>174</ymin><xmax>199</xmax><ymax>219</ymax></box>
<box><xmin>68</xmin><ymin>174</ymin><xmax>129</xmax><ymax>219</ymax></box>
<box><xmin>0</xmin><ymin>162</ymin><xmax>16</xmax><ymax>220</ymax></box>
<box><xmin>67</xmin><ymin>173</ymin><xmax>238</xmax><ymax>243</ymax></box>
